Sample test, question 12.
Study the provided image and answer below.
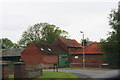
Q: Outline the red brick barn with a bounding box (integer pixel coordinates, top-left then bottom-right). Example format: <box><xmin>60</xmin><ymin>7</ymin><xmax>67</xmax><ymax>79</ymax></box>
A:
<box><xmin>21</xmin><ymin>43</ymin><xmax>62</xmax><ymax>65</ymax></box>
<box><xmin>52</xmin><ymin>38</ymin><xmax>83</xmax><ymax>67</ymax></box>
<box><xmin>69</xmin><ymin>42</ymin><xmax>105</xmax><ymax>68</ymax></box>
<box><xmin>52</xmin><ymin>38</ymin><xmax>83</xmax><ymax>52</ymax></box>
<box><xmin>21</xmin><ymin>38</ymin><xmax>107</xmax><ymax>68</ymax></box>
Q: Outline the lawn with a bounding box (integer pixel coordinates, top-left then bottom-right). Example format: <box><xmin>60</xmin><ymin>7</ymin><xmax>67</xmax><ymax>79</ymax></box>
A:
<box><xmin>37</xmin><ymin>71</ymin><xmax>77</xmax><ymax>78</ymax></box>
<box><xmin>9</xmin><ymin>75</ymin><xmax>14</xmax><ymax>78</ymax></box>
<box><xmin>9</xmin><ymin>71</ymin><xmax>77</xmax><ymax>79</ymax></box>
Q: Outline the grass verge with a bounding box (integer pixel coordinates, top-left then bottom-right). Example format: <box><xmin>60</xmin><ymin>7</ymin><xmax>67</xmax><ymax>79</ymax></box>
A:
<box><xmin>37</xmin><ymin>71</ymin><xmax>77</xmax><ymax>78</ymax></box>
<box><xmin>9</xmin><ymin>71</ymin><xmax>77</xmax><ymax>79</ymax></box>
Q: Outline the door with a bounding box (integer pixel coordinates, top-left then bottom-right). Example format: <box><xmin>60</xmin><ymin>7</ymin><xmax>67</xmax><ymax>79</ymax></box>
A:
<box><xmin>59</xmin><ymin>54</ymin><xmax>68</xmax><ymax>67</ymax></box>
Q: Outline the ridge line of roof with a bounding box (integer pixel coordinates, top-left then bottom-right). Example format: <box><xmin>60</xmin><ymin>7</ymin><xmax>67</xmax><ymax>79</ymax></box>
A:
<box><xmin>84</xmin><ymin>42</ymin><xmax>101</xmax><ymax>48</ymax></box>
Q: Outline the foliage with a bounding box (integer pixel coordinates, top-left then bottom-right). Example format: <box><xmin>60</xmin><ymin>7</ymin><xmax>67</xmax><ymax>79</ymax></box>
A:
<box><xmin>18</xmin><ymin>22</ymin><xmax>68</xmax><ymax>47</ymax></box>
<box><xmin>0</xmin><ymin>38</ymin><xmax>20</xmax><ymax>49</ymax></box>
<box><xmin>100</xmin><ymin>2</ymin><xmax>120</xmax><ymax>68</ymax></box>
<box><xmin>0</xmin><ymin>38</ymin><xmax>14</xmax><ymax>49</ymax></box>
<box><xmin>12</xmin><ymin>43</ymin><xmax>20</xmax><ymax>48</ymax></box>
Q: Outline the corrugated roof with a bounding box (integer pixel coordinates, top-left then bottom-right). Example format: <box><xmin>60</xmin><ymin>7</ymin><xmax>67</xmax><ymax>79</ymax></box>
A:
<box><xmin>1</xmin><ymin>48</ymin><xmax>25</xmax><ymax>57</ymax></box>
<box><xmin>58</xmin><ymin>38</ymin><xmax>82</xmax><ymax>48</ymax></box>
<box><xmin>34</xmin><ymin>43</ymin><xmax>67</xmax><ymax>54</ymax></box>
<box><xmin>70</xmin><ymin>42</ymin><xmax>104</xmax><ymax>54</ymax></box>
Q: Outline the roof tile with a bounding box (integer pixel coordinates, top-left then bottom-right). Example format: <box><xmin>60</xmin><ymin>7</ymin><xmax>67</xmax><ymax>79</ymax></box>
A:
<box><xmin>70</xmin><ymin>42</ymin><xmax>104</xmax><ymax>54</ymax></box>
<box><xmin>58</xmin><ymin>38</ymin><xmax>82</xmax><ymax>48</ymax></box>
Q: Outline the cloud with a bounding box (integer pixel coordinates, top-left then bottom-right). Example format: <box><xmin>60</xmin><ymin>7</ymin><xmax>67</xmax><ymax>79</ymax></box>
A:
<box><xmin>0</xmin><ymin>1</ymin><xmax>118</xmax><ymax>43</ymax></box>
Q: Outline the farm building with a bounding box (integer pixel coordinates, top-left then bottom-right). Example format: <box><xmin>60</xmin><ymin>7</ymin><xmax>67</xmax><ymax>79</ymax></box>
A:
<box><xmin>52</xmin><ymin>38</ymin><xmax>106</xmax><ymax>68</ymax></box>
<box><xmin>69</xmin><ymin>42</ymin><xmax>105</xmax><ymax>68</ymax></box>
<box><xmin>1</xmin><ymin>48</ymin><xmax>24</xmax><ymax>62</ymax></box>
<box><xmin>21</xmin><ymin>43</ymin><xmax>66</xmax><ymax>67</ymax></box>
<box><xmin>21</xmin><ymin>37</ymin><xmax>107</xmax><ymax>68</ymax></box>
<box><xmin>52</xmin><ymin>38</ymin><xmax>83</xmax><ymax>67</ymax></box>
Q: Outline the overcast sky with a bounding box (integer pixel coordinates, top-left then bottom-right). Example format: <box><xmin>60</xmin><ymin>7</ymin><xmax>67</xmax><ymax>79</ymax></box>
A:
<box><xmin>0</xmin><ymin>0</ymin><xmax>119</xmax><ymax>43</ymax></box>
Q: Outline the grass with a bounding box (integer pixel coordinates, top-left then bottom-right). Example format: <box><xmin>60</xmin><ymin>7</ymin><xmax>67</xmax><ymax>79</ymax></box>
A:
<box><xmin>37</xmin><ymin>71</ymin><xmax>77</xmax><ymax>78</ymax></box>
<box><xmin>9</xmin><ymin>75</ymin><xmax>14</xmax><ymax>78</ymax></box>
<box><xmin>58</xmin><ymin>68</ymin><xmax>112</xmax><ymax>70</ymax></box>
<box><xmin>9</xmin><ymin>71</ymin><xmax>77</xmax><ymax>79</ymax></box>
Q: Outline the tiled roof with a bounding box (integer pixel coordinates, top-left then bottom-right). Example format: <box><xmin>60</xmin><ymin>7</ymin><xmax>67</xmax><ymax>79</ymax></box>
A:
<box><xmin>70</xmin><ymin>42</ymin><xmax>104</xmax><ymax>54</ymax></box>
<box><xmin>34</xmin><ymin>43</ymin><xmax>67</xmax><ymax>54</ymax></box>
<box><xmin>58</xmin><ymin>38</ymin><xmax>82</xmax><ymax>48</ymax></box>
<box><xmin>1</xmin><ymin>48</ymin><xmax>25</xmax><ymax>57</ymax></box>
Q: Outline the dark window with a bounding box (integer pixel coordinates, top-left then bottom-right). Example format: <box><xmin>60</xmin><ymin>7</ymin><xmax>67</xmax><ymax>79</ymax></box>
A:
<box><xmin>61</xmin><ymin>56</ymin><xmax>67</xmax><ymax>58</ymax></box>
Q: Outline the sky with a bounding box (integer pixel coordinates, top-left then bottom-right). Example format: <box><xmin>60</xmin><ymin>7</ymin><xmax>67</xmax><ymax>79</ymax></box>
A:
<box><xmin>0</xmin><ymin>0</ymin><xmax>119</xmax><ymax>43</ymax></box>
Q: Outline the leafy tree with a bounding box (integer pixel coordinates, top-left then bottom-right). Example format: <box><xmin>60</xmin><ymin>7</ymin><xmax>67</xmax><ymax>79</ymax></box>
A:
<box><xmin>13</xmin><ymin>43</ymin><xmax>20</xmax><ymax>48</ymax></box>
<box><xmin>100</xmin><ymin>2</ymin><xmax>120</xmax><ymax>68</ymax></box>
<box><xmin>0</xmin><ymin>38</ymin><xmax>14</xmax><ymax>49</ymax></box>
<box><xmin>18</xmin><ymin>22</ymin><xmax>68</xmax><ymax>47</ymax></box>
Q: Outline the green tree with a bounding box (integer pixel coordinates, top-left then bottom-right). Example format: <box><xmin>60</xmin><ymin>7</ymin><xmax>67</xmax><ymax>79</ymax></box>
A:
<box><xmin>13</xmin><ymin>43</ymin><xmax>20</xmax><ymax>48</ymax></box>
<box><xmin>100</xmin><ymin>2</ymin><xmax>120</xmax><ymax>68</ymax></box>
<box><xmin>18</xmin><ymin>22</ymin><xmax>68</xmax><ymax>47</ymax></box>
<box><xmin>0</xmin><ymin>38</ymin><xmax>14</xmax><ymax>49</ymax></box>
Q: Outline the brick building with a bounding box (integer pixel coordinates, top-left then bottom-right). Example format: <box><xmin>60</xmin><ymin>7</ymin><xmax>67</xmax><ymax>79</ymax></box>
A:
<box><xmin>21</xmin><ymin>43</ymin><xmax>61</xmax><ymax>65</ymax></box>
<box><xmin>52</xmin><ymin>38</ymin><xmax>106</xmax><ymax>68</ymax></box>
<box><xmin>21</xmin><ymin>38</ymin><xmax>106</xmax><ymax>68</ymax></box>
<box><xmin>69</xmin><ymin>42</ymin><xmax>105</xmax><ymax>68</ymax></box>
<box><xmin>1</xmin><ymin>48</ymin><xmax>24</xmax><ymax>62</ymax></box>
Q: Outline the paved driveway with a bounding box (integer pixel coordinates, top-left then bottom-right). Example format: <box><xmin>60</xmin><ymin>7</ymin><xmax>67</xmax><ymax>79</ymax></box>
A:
<box><xmin>58</xmin><ymin>69</ymin><xmax>119</xmax><ymax>78</ymax></box>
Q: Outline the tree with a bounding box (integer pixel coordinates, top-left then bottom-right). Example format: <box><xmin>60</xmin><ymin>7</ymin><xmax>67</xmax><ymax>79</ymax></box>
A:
<box><xmin>100</xmin><ymin>2</ymin><xmax>120</xmax><ymax>68</ymax></box>
<box><xmin>18</xmin><ymin>22</ymin><xmax>68</xmax><ymax>47</ymax></box>
<box><xmin>0</xmin><ymin>38</ymin><xmax>14</xmax><ymax>49</ymax></box>
<box><xmin>13</xmin><ymin>43</ymin><xmax>20</xmax><ymax>48</ymax></box>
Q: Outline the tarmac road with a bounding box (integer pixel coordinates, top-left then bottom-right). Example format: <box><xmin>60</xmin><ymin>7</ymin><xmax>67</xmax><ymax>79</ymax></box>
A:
<box><xmin>58</xmin><ymin>69</ymin><xmax>119</xmax><ymax>78</ymax></box>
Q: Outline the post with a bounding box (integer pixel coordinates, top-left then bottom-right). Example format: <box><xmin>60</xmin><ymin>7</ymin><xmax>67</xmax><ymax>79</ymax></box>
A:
<box><xmin>14</xmin><ymin>62</ymin><xmax>26</xmax><ymax>79</ymax></box>
<box><xmin>83</xmin><ymin>33</ymin><xmax>85</xmax><ymax>68</ymax></box>
<box><xmin>80</xmin><ymin>31</ymin><xmax>85</xmax><ymax>68</ymax></box>
<box><xmin>56</xmin><ymin>64</ymin><xmax>58</xmax><ymax>72</ymax></box>
<box><xmin>53</xmin><ymin>64</ymin><xmax>55</xmax><ymax>72</ymax></box>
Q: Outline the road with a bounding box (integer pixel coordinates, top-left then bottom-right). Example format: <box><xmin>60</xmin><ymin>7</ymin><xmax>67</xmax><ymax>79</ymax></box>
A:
<box><xmin>58</xmin><ymin>69</ymin><xmax>119</xmax><ymax>78</ymax></box>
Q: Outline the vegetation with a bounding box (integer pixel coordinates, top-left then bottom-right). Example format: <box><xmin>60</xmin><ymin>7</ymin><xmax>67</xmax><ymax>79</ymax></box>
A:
<box><xmin>9</xmin><ymin>75</ymin><xmax>14</xmax><ymax>78</ymax></box>
<box><xmin>0</xmin><ymin>38</ymin><xmax>20</xmax><ymax>49</ymax></box>
<box><xmin>9</xmin><ymin>71</ymin><xmax>77</xmax><ymax>79</ymax></box>
<box><xmin>37</xmin><ymin>71</ymin><xmax>77</xmax><ymax>78</ymax></box>
<box><xmin>100</xmin><ymin>2</ymin><xmax>120</xmax><ymax>68</ymax></box>
<box><xmin>0</xmin><ymin>38</ymin><xmax>14</xmax><ymax>49</ymax></box>
<box><xmin>18</xmin><ymin>22</ymin><xmax>68</xmax><ymax>47</ymax></box>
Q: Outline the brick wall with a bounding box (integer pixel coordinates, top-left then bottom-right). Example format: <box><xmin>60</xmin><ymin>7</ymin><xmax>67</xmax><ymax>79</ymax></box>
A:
<box><xmin>21</xmin><ymin>43</ymin><xmax>43</xmax><ymax>65</ymax></box>
<box><xmin>42</xmin><ymin>55</ymin><xmax>58</xmax><ymax>64</ymax></box>
<box><xmin>14</xmin><ymin>63</ymin><xmax>43</xmax><ymax>78</ymax></box>
<box><xmin>1</xmin><ymin>62</ymin><xmax>43</xmax><ymax>79</ymax></box>
<box><xmin>2</xmin><ymin>64</ymin><xmax>9</xmax><ymax>79</ymax></box>
<box><xmin>14</xmin><ymin>63</ymin><xmax>26</xmax><ymax>78</ymax></box>
<box><xmin>69</xmin><ymin>54</ymin><xmax>106</xmax><ymax>68</ymax></box>
<box><xmin>25</xmin><ymin>65</ymin><xmax>42</xmax><ymax>78</ymax></box>
<box><xmin>26</xmin><ymin>69</ymin><xmax>42</xmax><ymax>78</ymax></box>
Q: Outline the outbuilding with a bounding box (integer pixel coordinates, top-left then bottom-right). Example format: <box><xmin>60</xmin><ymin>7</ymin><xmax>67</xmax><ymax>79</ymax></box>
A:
<box><xmin>21</xmin><ymin>43</ymin><xmax>67</xmax><ymax>67</ymax></box>
<box><xmin>69</xmin><ymin>42</ymin><xmax>105</xmax><ymax>68</ymax></box>
<box><xmin>21</xmin><ymin>38</ymin><xmax>107</xmax><ymax>68</ymax></box>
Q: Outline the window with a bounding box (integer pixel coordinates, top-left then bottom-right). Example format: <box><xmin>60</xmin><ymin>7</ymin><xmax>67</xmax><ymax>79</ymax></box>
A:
<box><xmin>48</xmin><ymin>48</ymin><xmax>52</xmax><ymax>51</ymax></box>
<box><xmin>61</xmin><ymin>56</ymin><xmax>67</xmax><ymax>58</ymax></box>
<box><xmin>75</xmin><ymin>56</ymin><xmax>78</xmax><ymax>59</ymax></box>
<box><xmin>40</xmin><ymin>48</ymin><xmax>44</xmax><ymax>51</ymax></box>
